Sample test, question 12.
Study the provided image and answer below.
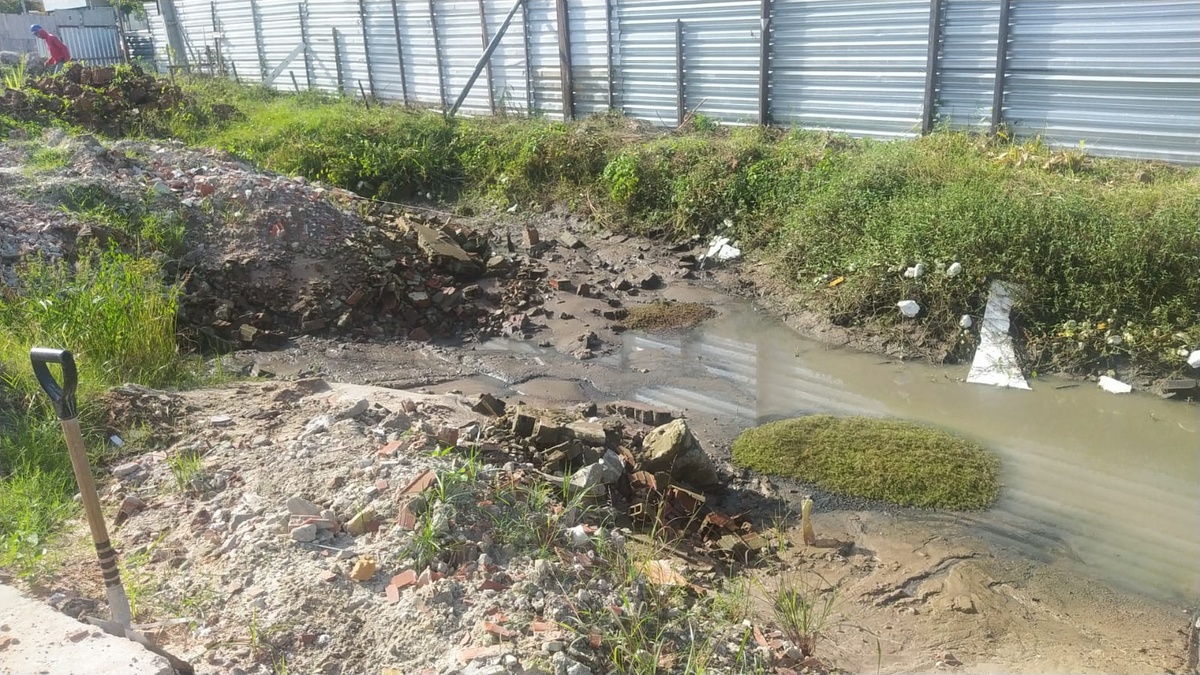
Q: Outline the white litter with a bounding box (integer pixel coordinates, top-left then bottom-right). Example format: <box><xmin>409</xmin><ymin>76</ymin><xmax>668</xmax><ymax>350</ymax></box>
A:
<box><xmin>1098</xmin><ymin>376</ymin><xmax>1132</xmax><ymax>394</ymax></box>
<box><xmin>565</xmin><ymin>524</ymin><xmax>590</xmax><ymax>548</ymax></box>
<box><xmin>966</xmin><ymin>280</ymin><xmax>1031</xmax><ymax>390</ymax></box>
<box><xmin>1188</xmin><ymin>350</ymin><xmax>1200</xmax><ymax>369</ymax></box>
<box><xmin>897</xmin><ymin>300</ymin><xmax>921</xmax><ymax>318</ymax></box>
<box><xmin>946</xmin><ymin>262</ymin><xmax>963</xmax><ymax>277</ymax></box>
<box><xmin>702</xmin><ymin>236</ymin><xmax>741</xmax><ymax>264</ymax></box>
<box><xmin>903</xmin><ymin>264</ymin><xmax>925</xmax><ymax>278</ymax></box>
<box><xmin>109</xmin><ymin>435</ymin><xmax>125</xmax><ymax>448</ymax></box>
<box><xmin>959</xmin><ymin>314</ymin><xmax>973</xmax><ymax>329</ymax></box>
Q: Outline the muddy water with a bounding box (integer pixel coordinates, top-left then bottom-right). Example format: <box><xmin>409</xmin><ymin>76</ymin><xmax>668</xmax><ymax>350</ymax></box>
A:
<box><xmin>469</xmin><ymin>304</ymin><xmax>1199</xmax><ymax>602</ymax></box>
<box><xmin>600</xmin><ymin>304</ymin><xmax>1199</xmax><ymax>603</ymax></box>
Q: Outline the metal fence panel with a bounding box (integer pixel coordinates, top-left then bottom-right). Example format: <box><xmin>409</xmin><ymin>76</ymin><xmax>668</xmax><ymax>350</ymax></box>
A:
<box><xmin>0</xmin><ymin>8</ymin><xmax>121</xmax><ymax>66</ymax></box>
<box><xmin>485</xmin><ymin>0</ymin><xmax>531</xmax><ymax>114</ymax></box>
<box><xmin>363</xmin><ymin>0</ymin><xmax>406</xmax><ymax>102</ymax></box>
<box><xmin>256</xmin><ymin>0</ymin><xmax>305</xmax><ymax>90</ymax></box>
<box><xmin>568</xmin><ymin>0</ymin><xmax>610</xmax><ymax>117</ymax></box>
<box><xmin>436</xmin><ymin>0</ymin><xmax>493</xmax><ymax>114</ymax></box>
<box><xmin>306</xmin><ymin>0</ymin><xmax>370</xmax><ymax>96</ymax></box>
<box><xmin>397</xmin><ymin>0</ymin><xmax>444</xmax><ymax>106</ymax></box>
<box><xmin>937</xmin><ymin>0</ymin><xmax>998</xmax><ymax>130</ymax></box>
<box><xmin>527</xmin><ymin>0</ymin><xmax>564</xmax><ymax>118</ymax></box>
<box><xmin>212</xmin><ymin>0</ymin><xmax>262</xmax><ymax>83</ymax></box>
<box><xmin>1004</xmin><ymin>0</ymin><xmax>1200</xmax><ymax>163</ymax></box>
<box><xmin>56</xmin><ymin>25</ymin><xmax>123</xmax><ymax>66</ymax></box>
<box><xmin>175</xmin><ymin>0</ymin><xmax>216</xmax><ymax>70</ymax></box>
<box><xmin>678</xmin><ymin>0</ymin><xmax>760</xmax><ymax>124</ymax></box>
<box><xmin>613</xmin><ymin>0</ymin><xmax>677</xmax><ymax>123</ymax></box>
<box><xmin>771</xmin><ymin>0</ymin><xmax>930</xmax><ymax>138</ymax></box>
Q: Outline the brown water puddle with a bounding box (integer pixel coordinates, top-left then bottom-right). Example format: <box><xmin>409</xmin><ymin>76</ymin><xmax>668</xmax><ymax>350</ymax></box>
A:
<box><xmin>464</xmin><ymin>303</ymin><xmax>1198</xmax><ymax>603</ymax></box>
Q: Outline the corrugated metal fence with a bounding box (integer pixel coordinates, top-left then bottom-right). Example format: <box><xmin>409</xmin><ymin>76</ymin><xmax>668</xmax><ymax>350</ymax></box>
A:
<box><xmin>147</xmin><ymin>0</ymin><xmax>1200</xmax><ymax>163</ymax></box>
<box><xmin>0</xmin><ymin>8</ymin><xmax>123</xmax><ymax>66</ymax></box>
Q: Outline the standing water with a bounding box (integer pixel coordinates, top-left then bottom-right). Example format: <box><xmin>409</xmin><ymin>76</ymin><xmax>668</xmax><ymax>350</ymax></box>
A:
<box><xmin>606</xmin><ymin>305</ymin><xmax>1200</xmax><ymax>603</ymax></box>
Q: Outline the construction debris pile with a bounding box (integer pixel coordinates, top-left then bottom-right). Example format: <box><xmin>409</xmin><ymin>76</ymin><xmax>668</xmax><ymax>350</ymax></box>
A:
<box><xmin>83</xmin><ymin>379</ymin><xmax>801</xmax><ymax>675</ymax></box>
<box><xmin>0</xmin><ymin>64</ymin><xmax>182</xmax><ymax>135</ymax></box>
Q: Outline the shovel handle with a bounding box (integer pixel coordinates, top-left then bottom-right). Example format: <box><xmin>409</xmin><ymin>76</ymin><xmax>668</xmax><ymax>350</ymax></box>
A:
<box><xmin>31</xmin><ymin>347</ymin><xmax>78</xmax><ymax>420</ymax></box>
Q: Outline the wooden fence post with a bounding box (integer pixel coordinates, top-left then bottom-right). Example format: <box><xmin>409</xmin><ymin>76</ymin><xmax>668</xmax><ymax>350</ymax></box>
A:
<box><xmin>429</xmin><ymin>0</ymin><xmax>448</xmax><ymax>108</ymax></box>
<box><xmin>605</xmin><ymin>0</ymin><xmax>615</xmax><ymax>110</ymax></box>
<box><xmin>991</xmin><ymin>0</ymin><xmax>1012</xmax><ymax>133</ymax></box>
<box><xmin>478</xmin><ymin>0</ymin><xmax>496</xmax><ymax>113</ymax></box>
<box><xmin>250</xmin><ymin>0</ymin><xmax>269</xmax><ymax>81</ymax></box>
<box><xmin>389</xmin><ymin>0</ymin><xmax>410</xmax><ymax>104</ymax></box>
<box><xmin>299</xmin><ymin>2</ymin><xmax>314</xmax><ymax>90</ymax></box>
<box><xmin>358</xmin><ymin>0</ymin><xmax>376</xmax><ymax>99</ymax></box>
<box><xmin>757</xmin><ymin>0</ymin><xmax>771</xmax><ymax>125</ymax></box>
<box><xmin>555</xmin><ymin>0</ymin><xmax>575</xmax><ymax>120</ymax></box>
<box><xmin>675</xmin><ymin>19</ymin><xmax>684</xmax><ymax>127</ymax></box>
<box><xmin>522</xmin><ymin>0</ymin><xmax>534</xmax><ymax>113</ymax></box>
<box><xmin>333</xmin><ymin>27</ymin><xmax>345</xmax><ymax>95</ymax></box>
<box><xmin>921</xmin><ymin>0</ymin><xmax>943</xmax><ymax>134</ymax></box>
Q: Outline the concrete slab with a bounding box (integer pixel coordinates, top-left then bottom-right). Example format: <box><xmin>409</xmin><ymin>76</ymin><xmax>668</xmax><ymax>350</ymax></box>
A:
<box><xmin>0</xmin><ymin>584</ymin><xmax>174</xmax><ymax>675</ymax></box>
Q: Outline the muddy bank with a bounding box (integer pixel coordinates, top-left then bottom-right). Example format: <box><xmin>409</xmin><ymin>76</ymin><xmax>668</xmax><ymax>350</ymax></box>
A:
<box><xmin>24</xmin><ymin>379</ymin><xmax>1196</xmax><ymax>675</ymax></box>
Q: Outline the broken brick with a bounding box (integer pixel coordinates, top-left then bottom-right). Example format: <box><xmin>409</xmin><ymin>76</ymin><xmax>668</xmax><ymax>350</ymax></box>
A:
<box><xmin>377</xmin><ymin>440</ymin><xmax>402</xmax><ymax>457</ymax></box>
<box><xmin>457</xmin><ymin>645</ymin><xmax>504</xmax><ymax>664</ymax></box>
<box><xmin>391</xmin><ymin>570</ymin><xmax>417</xmax><ymax>590</ymax></box>
<box><xmin>548</xmin><ymin>278</ymin><xmax>574</xmax><ymax>293</ymax></box>
<box><xmin>482</xmin><ymin>621</ymin><xmax>517</xmax><ymax>639</ymax></box>
<box><xmin>397</xmin><ymin>470</ymin><xmax>437</xmax><ymax>497</ymax></box>
<box><xmin>385</xmin><ymin>584</ymin><xmax>400</xmax><ymax>605</ymax></box>
<box><xmin>408</xmin><ymin>326</ymin><xmax>431</xmax><ymax>342</ymax></box>
<box><xmin>530</xmin><ymin>620</ymin><xmax>557</xmax><ymax>634</ymax></box>
<box><xmin>477</xmin><ymin>579</ymin><xmax>510</xmax><ymax>592</ymax></box>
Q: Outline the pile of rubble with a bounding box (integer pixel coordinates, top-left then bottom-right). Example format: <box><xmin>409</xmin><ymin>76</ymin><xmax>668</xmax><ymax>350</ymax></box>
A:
<box><xmin>78</xmin><ymin>379</ymin><xmax>804</xmax><ymax>675</ymax></box>
<box><xmin>0</xmin><ymin>64</ymin><xmax>182</xmax><ymax>135</ymax></box>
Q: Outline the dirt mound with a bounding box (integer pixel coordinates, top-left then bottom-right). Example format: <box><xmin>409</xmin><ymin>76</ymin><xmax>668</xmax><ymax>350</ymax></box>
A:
<box><xmin>1</xmin><ymin>64</ymin><xmax>182</xmax><ymax>135</ymax></box>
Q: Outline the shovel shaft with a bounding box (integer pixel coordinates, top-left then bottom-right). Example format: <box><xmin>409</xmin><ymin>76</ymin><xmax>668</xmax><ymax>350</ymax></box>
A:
<box><xmin>60</xmin><ymin>417</ymin><xmax>133</xmax><ymax>627</ymax></box>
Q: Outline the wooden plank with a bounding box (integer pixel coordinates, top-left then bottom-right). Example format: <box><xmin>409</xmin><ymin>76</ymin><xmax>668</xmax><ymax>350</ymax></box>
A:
<box><xmin>389</xmin><ymin>0</ymin><xmax>410</xmax><ymax>104</ymax></box>
<box><xmin>429</xmin><ymin>0</ymin><xmax>447</xmax><ymax>107</ymax></box>
<box><xmin>757</xmin><ymin>0</ymin><xmax>771</xmax><ymax>125</ymax></box>
<box><xmin>478</xmin><ymin>0</ymin><xmax>496</xmax><ymax>113</ymax></box>
<box><xmin>358</xmin><ymin>0</ymin><xmax>376</xmax><ymax>99</ymax></box>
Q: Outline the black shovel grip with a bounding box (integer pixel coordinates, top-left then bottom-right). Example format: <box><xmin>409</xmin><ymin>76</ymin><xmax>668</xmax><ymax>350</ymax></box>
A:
<box><xmin>31</xmin><ymin>348</ymin><xmax>78</xmax><ymax>420</ymax></box>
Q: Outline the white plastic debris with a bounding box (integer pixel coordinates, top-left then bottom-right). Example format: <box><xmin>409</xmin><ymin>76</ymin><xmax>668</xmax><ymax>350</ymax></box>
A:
<box><xmin>702</xmin><ymin>235</ymin><xmax>741</xmax><ymax>264</ymax></box>
<box><xmin>946</xmin><ymin>262</ymin><xmax>963</xmax><ymax>277</ymax></box>
<box><xmin>903</xmin><ymin>264</ymin><xmax>926</xmax><ymax>278</ymax></box>
<box><xmin>109</xmin><ymin>435</ymin><xmax>125</xmax><ymax>448</ymax></box>
<box><xmin>1188</xmin><ymin>350</ymin><xmax>1200</xmax><ymax>369</ymax></box>
<box><xmin>565</xmin><ymin>524</ymin><xmax>590</xmax><ymax>548</ymax></box>
<box><xmin>966</xmin><ymin>281</ymin><xmax>1031</xmax><ymax>390</ymax></box>
<box><xmin>897</xmin><ymin>300</ymin><xmax>921</xmax><ymax>318</ymax></box>
<box><xmin>959</xmin><ymin>314</ymin><xmax>973</xmax><ymax>329</ymax></box>
<box><xmin>1098</xmin><ymin>376</ymin><xmax>1132</xmax><ymax>394</ymax></box>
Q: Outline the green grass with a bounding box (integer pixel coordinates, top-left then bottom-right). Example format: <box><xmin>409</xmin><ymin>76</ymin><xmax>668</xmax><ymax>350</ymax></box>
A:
<box><xmin>731</xmin><ymin>415</ymin><xmax>1000</xmax><ymax>510</ymax></box>
<box><xmin>0</xmin><ymin>249</ymin><xmax>189</xmax><ymax>573</ymax></box>
<box><xmin>57</xmin><ymin>184</ymin><xmax>188</xmax><ymax>257</ymax></box>
<box><xmin>26</xmin><ymin>146</ymin><xmax>72</xmax><ymax>173</ymax></box>
<box><xmin>143</xmin><ymin>79</ymin><xmax>1198</xmax><ymax>379</ymax></box>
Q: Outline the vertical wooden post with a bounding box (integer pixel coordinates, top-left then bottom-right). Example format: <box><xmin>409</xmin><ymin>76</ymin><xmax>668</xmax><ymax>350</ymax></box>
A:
<box><xmin>299</xmin><ymin>2</ymin><xmax>314</xmax><ymax>90</ymax></box>
<box><xmin>605</xmin><ymin>0</ymin><xmax>615</xmax><ymax>110</ymax></box>
<box><xmin>521</xmin><ymin>0</ymin><xmax>534</xmax><ymax>113</ymax></box>
<box><xmin>757</xmin><ymin>0</ymin><xmax>771</xmax><ymax>125</ymax></box>
<box><xmin>429</xmin><ymin>0</ymin><xmax>448</xmax><ymax>108</ymax></box>
<box><xmin>991</xmin><ymin>0</ymin><xmax>1012</xmax><ymax>133</ymax></box>
<box><xmin>675</xmin><ymin>19</ymin><xmax>684</xmax><ymax>127</ymax></box>
<box><xmin>333</xmin><ymin>27</ymin><xmax>345</xmax><ymax>95</ymax></box>
<box><xmin>478</xmin><ymin>0</ymin><xmax>496</xmax><ymax>113</ymax></box>
<box><xmin>554</xmin><ymin>0</ymin><xmax>574</xmax><ymax>120</ymax></box>
<box><xmin>921</xmin><ymin>0</ymin><xmax>943</xmax><ymax>134</ymax></box>
<box><xmin>390</xmin><ymin>0</ymin><xmax>410</xmax><ymax>104</ymax></box>
<box><xmin>358</xmin><ymin>0</ymin><xmax>377</xmax><ymax>99</ymax></box>
<box><xmin>250</xmin><ymin>0</ymin><xmax>269</xmax><ymax>81</ymax></box>
<box><xmin>211</xmin><ymin>2</ymin><xmax>225</xmax><ymax>76</ymax></box>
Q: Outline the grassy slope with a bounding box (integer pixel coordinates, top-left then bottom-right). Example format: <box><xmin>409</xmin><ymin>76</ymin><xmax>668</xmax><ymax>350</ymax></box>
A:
<box><xmin>164</xmin><ymin>80</ymin><xmax>1200</xmax><ymax>378</ymax></box>
<box><xmin>732</xmin><ymin>416</ymin><xmax>1001</xmax><ymax>510</ymax></box>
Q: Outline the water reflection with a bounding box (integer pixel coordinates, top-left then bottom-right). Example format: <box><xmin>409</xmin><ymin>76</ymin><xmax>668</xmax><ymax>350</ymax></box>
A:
<box><xmin>616</xmin><ymin>307</ymin><xmax>1200</xmax><ymax>602</ymax></box>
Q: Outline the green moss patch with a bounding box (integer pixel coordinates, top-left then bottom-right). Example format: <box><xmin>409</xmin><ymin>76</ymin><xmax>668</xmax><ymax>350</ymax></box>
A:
<box><xmin>731</xmin><ymin>415</ymin><xmax>1000</xmax><ymax>510</ymax></box>
<box><xmin>625</xmin><ymin>302</ymin><xmax>717</xmax><ymax>331</ymax></box>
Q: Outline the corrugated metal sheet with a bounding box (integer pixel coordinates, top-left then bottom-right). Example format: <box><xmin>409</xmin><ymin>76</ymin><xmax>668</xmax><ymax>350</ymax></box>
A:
<box><xmin>526</xmin><ymin>0</ymin><xmax>563</xmax><ymax>118</ymax></box>
<box><xmin>363</xmin><ymin>0</ymin><xmax>407</xmax><ymax>102</ymax></box>
<box><xmin>436</xmin><ymin>0</ymin><xmax>493</xmax><ymax>115</ymax></box>
<box><xmin>213</xmin><ymin>0</ymin><xmax>262</xmax><ymax>83</ymax></box>
<box><xmin>772</xmin><ymin>0</ymin><xmax>929</xmax><ymax>138</ymax></box>
<box><xmin>568</xmin><ymin>0</ymin><xmax>610</xmax><ymax>116</ymax></box>
<box><xmin>613</xmin><ymin>0</ymin><xmax>679</xmax><ymax>123</ymax></box>
<box><xmin>937</xmin><ymin>0</ymin><xmax>998</xmax><ymax>129</ymax></box>
<box><xmin>1004</xmin><ymin>0</ymin><xmax>1200</xmax><ymax>163</ymax></box>
<box><xmin>484</xmin><ymin>0</ymin><xmax>531</xmax><ymax>114</ymax></box>
<box><xmin>56</xmin><ymin>25</ymin><xmax>122</xmax><ymax>65</ymax></box>
<box><xmin>151</xmin><ymin>0</ymin><xmax>1200</xmax><ymax>163</ymax></box>
<box><xmin>175</xmin><ymin>0</ymin><xmax>216</xmax><ymax>70</ymax></box>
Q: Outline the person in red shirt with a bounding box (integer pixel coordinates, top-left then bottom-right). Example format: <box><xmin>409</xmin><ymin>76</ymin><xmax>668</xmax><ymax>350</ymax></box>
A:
<box><xmin>30</xmin><ymin>25</ymin><xmax>71</xmax><ymax>70</ymax></box>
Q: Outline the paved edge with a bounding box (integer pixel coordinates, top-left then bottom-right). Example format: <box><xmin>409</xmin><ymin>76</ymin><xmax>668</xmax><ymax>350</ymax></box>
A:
<box><xmin>0</xmin><ymin>584</ymin><xmax>175</xmax><ymax>675</ymax></box>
